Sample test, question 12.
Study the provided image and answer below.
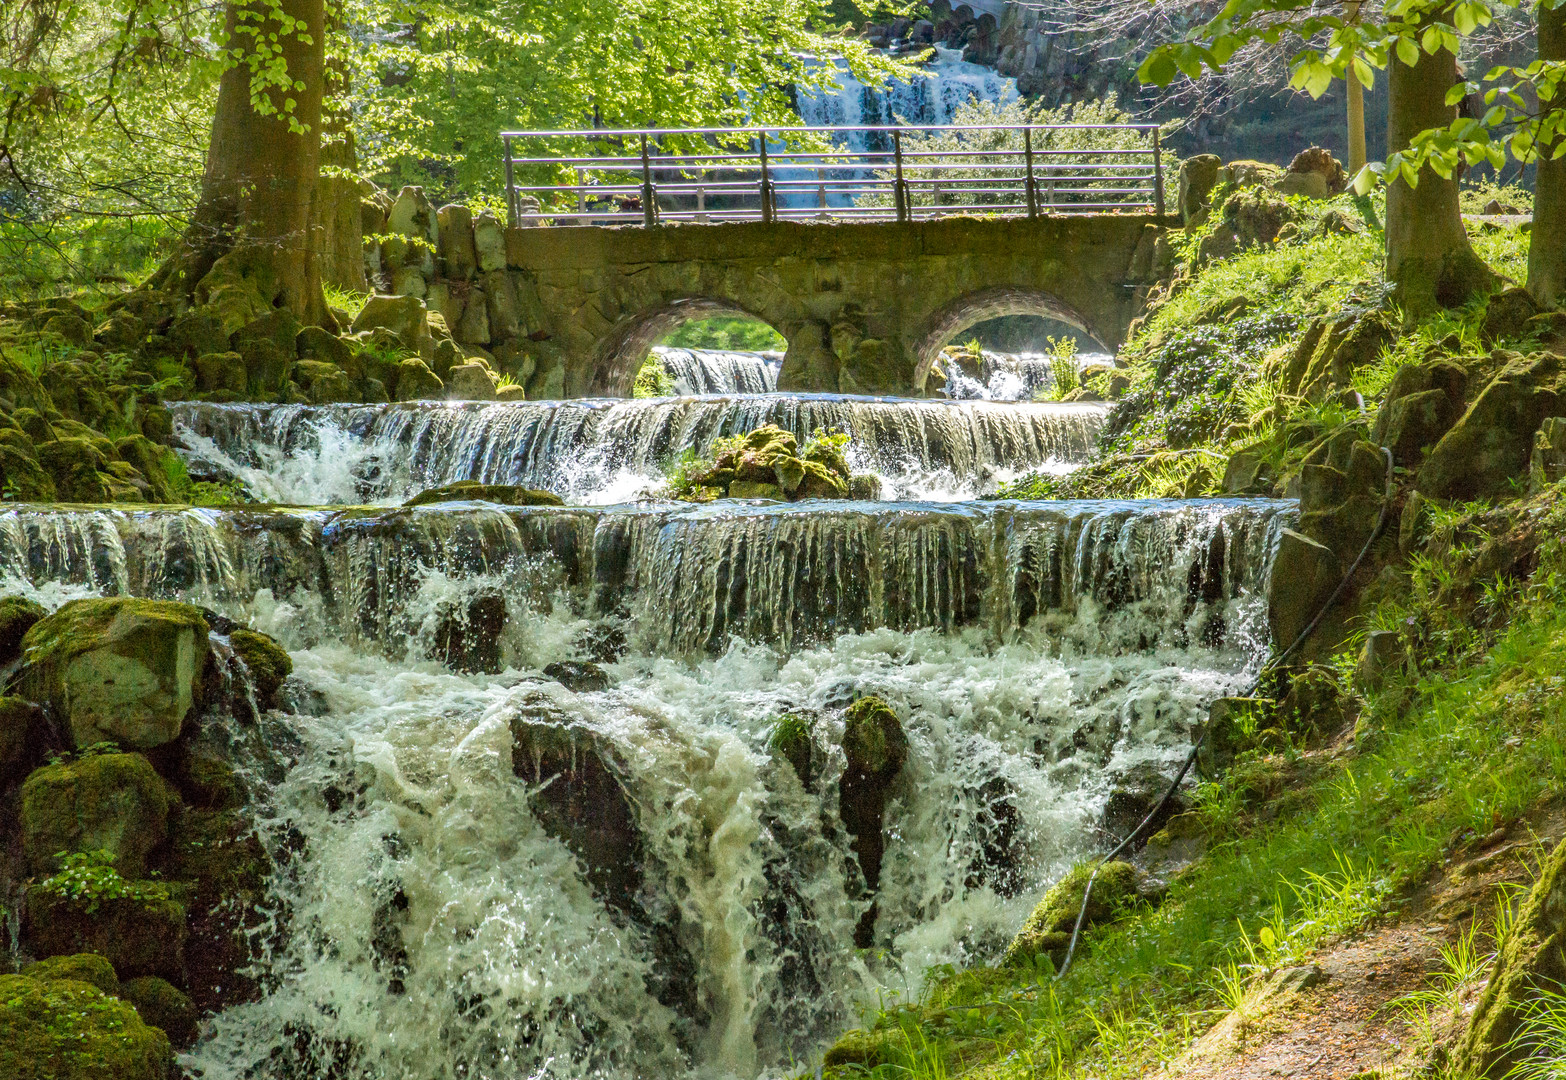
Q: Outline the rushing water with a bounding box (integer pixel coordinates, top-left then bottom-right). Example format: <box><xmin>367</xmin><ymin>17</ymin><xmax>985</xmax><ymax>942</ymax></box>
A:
<box><xmin>172</xmin><ymin>397</ymin><xmax>1107</xmax><ymax>506</ymax></box>
<box><xmin>652</xmin><ymin>347</ymin><xmax>781</xmax><ymax>396</ymax></box>
<box><xmin>941</xmin><ymin>350</ymin><xmax>1118</xmax><ymax>401</ymax></box>
<box><xmin>0</xmin><ymin>496</ymin><xmax>1289</xmax><ymax>1078</ymax></box>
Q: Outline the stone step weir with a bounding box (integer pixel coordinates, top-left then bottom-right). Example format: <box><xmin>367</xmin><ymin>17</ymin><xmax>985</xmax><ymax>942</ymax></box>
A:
<box><xmin>652</xmin><ymin>346</ymin><xmax>781</xmax><ymax>395</ymax></box>
<box><xmin>0</xmin><ymin>497</ymin><xmax>1293</xmax><ymax>658</ymax></box>
<box><xmin>170</xmin><ymin>395</ymin><xmax>1108</xmax><ymax>506</ymax></box>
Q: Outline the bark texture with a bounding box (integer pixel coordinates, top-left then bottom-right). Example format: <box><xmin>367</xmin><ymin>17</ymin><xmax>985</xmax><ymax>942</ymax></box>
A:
<box><xmin>1385</xmin><ymin>21</ymin><xmax>1492</xmax><ymax>317</ymax></box>
<box><xmin>1530</xmin><ymin>0</ymin><xmax>1566</xmax><ymax>309</ymax></box>
<box><xmin>155</xmin><ymin>0</ymin><xmax>330</xmax><ymax>327</ymax></box>
<box><xmin>311</xmin><ymin>25</ymin><xmax>366</xmax><ymax>294</ymax></box>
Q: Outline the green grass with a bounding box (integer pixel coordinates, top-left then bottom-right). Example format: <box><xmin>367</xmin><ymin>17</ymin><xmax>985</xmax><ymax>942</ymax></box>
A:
<box><xmin>826</xmin><ymin>487</ymin><xmax>1566</xmax><ymax>1079</ymax></box>
<box><xmin>661</xmin><ymin>315</ymin><xmax>785</xmax><ymax>352</ymax></box>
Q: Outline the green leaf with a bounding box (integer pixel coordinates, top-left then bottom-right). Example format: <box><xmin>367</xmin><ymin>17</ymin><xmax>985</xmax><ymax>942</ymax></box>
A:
<box><xmin>1397</xmin><ymin>36</ymin><xmax>1420</xmax><ymax>67</ymax></box>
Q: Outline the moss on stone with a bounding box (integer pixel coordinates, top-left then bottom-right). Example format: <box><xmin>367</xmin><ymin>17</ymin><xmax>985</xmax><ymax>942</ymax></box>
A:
<box><xmin>1002</xmin><ymin>859</ymin><xmax>1143</xmax><ymax>967</ymax></box>
<box><xmin>16</xmin><ymin>597</ymin><xmax>210</xmax><ymax>749</ymax></box>
<box><xmin>404</xmin><ymin>481</ymin><xmax>564</xmax><ymax>507</ymax></box>
<box><xmin>229</xmin><ymin>628</ymin><xmax>292</xmax><ymax>707</ymax></box>
<box><xmin>168</xmin><ymin>807</ymin><xmax>268</xmax><ymax>904</ymax></box>
<box><xmin>769</xmin><ymin>713</ymin><xmax>814</xmax><ymax>784</ymax></box>
<box><xmin>117</xmin><ymin>977</ymin><xmax>197</xmax><ymax>1048</ymax></box>
<box><xmin>0</xmin><ymin>696</ymin><xmax>43</xmax><ymax>780</ymax></box>
<box><xmin>0</xmin><ymin>595</ymin><xmax>45</xmax><ymax>665</ymax></box>
<box><xmin>841</xmin><ymin>696</ymin><xmax>908</xmax><ymax>783</ymax></box>
<box><xmin>19</xmin><ymin>954</ymin><xmax>119</xmax><ymax>996</ymax></box>
<box><xmin>822</xmin><ymin>1027</ymin><xmax>899</xmax><ymax>1070</ymax></box>
<box><xmin>19</xmin><ymin>753</ymin><xmax>173</xmax><ymax>878</ymax></box>
<box><xmin>0</xmin><ymin>973</ymin><xmax>173</xmax><ymax>1080</ymax></box>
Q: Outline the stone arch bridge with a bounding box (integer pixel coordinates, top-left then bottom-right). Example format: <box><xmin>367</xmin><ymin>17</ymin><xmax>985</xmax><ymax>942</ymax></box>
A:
<box><xmin>483</xmin><ymin>216</ymin><xmax>1173</xmax><ymax>398</ymax></box>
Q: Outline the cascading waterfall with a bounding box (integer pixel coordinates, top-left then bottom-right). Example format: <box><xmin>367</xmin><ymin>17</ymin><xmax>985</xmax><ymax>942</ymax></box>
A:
<box><xmin>0</xmin><ymin>497</ymin><xmax>1291</xmax><ymax>1077</ymax></box>
<box><xmin>652</xmin><ymin>346</ymin><xmax>781</xmax><ymax>396</ymax></box>
<box><xmin>941</xmin><ymin>350</ymin><xmax>1118</xmax><ymax>401</ymax></box>
<box><xmin>0</xmin><ymin>496</ymin><xmax>1293</xmax><ymax>1078</ymax></box>
<box><xmin>172</xmin><ymin>396</ymin><xmax>1108</xmax><ymax>506</ymax></box>
<box><xmin>793</xmin><ymin>49</ymin><xmax>1019</xmax><ymax>146</ymax></box>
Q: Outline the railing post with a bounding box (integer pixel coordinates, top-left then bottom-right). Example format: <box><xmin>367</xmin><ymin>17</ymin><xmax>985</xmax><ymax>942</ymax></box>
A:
<box><xmin>503</xmin><ymin>136</ymin><xmax>517</xmax><ymax>228</ymax></box>
<box><xmin>1023</xmin><ymin>127</ymin><xmax>1038</xmax><ymax>219</ymax></box>
<box><xmin>1152</xmin><ymin>127</ymin><xmax>1166</xmax><ymax>216</ymax></box>
<box><xmin>640</xmin><ymin>133</ymin><xmax>657</xmax><ymax>227</ymax></box>
<box><xmin>759</xmin><ymin>135</ymin><xmax>776</xmax><ymax>223</ymax></box>
<box><xmin>893</xmin><ymin>128</ymin><xmax>908</xmax><ymax>222</ymax></box>
<box><xmin>577</xmin><ymin>167</ymin><xmax>587</xmax><ymax>219</ymax></box>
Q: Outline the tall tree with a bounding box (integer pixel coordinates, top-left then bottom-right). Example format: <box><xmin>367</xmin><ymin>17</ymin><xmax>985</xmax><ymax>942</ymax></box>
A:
<box><xmin>1140</xmin><ymin>0</ymin><xmax>1494</xmax><ymax>314</ymax></box>
<box><xmin>150</xmin><ymin>0</ymin><xmax>330</xmax><ymax>326</ymax></box>
<box><xmin>1530</xmin><ymin>0</ymin><xmax>1566</xmax><ymax>305</ymax></box>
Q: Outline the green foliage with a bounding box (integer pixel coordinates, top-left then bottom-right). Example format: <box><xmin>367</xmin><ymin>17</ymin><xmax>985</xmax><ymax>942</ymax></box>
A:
<box><xmin>322</xmin><ymin>284</ymin><xmax>371</xmax><ymax>320</ymax></box>
<box><xmin>1044</xmin><ymin>335</ymin><xmax>1080</xmax><ymax>401</ymax></box>
<box><xmin>662</xmin><ymin>433</ymin><xmax>747</xmax><ymax>501</ymax></box>
<box><xmin>632</xmin><ymin>356</ymin><xmax>677</xmax><ymax>399</ymax></box>
<box><xmin>37</xmin><ymin>850</ymin><xmax>168</xmax><ymax>916</ymax></box>
<box><xmin>661</xmin><ymin>317</ymin><xmax>786</xmax><ymax>352</ymax></box>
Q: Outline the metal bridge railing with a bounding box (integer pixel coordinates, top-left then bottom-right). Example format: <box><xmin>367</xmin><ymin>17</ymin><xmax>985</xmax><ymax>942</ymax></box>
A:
<box><xmin>499</xmin><ymin>123</ymin><xmax>1165</xmax><ymax>228</ymax></box>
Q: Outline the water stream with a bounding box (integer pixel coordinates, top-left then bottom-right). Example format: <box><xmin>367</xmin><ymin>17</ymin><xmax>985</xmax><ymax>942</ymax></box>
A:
<box><xmin>0</xmin><ymin>496</ymin><xmax>1289</xmax><ymax>1078</ymax></box>
<box><xmin>172</xmin><ymin>396</ymin><xmax>1108</xmax><ymax>506</ymax></box>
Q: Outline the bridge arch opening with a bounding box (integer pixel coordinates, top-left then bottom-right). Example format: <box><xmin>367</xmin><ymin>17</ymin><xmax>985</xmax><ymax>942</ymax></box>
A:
<box><xmin>911</xmin><ymin>287</ymin><xmax>1108</xmax><ymax>395</ymax></box>
<box><xmin>591</xmin><ymin>299</ymin><xmax>787</xmax><ymax>397</ymax></box>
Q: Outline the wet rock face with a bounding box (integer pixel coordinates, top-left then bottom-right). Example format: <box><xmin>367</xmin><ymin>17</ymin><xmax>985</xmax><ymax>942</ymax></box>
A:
<box><xmin>0</xmin><ymin>595</ymin><xmax>46</xmax><ymax>664</ymax></box>
<box><xmin>1100</xmin><ymin>762</ymin><xmax>1189</xmax><ymax>848</ymax></box>
<box><xmin>24</xmin><ymin>883</ymin><xmax>187</xmax><ymax>981</ymax></box>
<box><xmin>14</xmin><ymin>598</ymin><xmax>210</xmax><ymax>750</ymax></box>
<box><xmin>837</xmin><ymin>695</ymin><xmax>909</xmax><ymax>947</ymax></box>
<box><xmin>543</xmin><ymin>660</ymin><xmax>611</xmax><ymax>693</ymax></box>
<box><xmin>509</xmin><ymin>707</ymin><xmax>643</xmax><ymax>913</ymax></box>
<box><xmin>428</xmin><ymin>591</ymin><xmax>508</xmax><ymax>674</ymax></box>
<box><xmin>229</xmin><ymin>628</ymin><xmax>292</xmax><ymax>708</ymax></box>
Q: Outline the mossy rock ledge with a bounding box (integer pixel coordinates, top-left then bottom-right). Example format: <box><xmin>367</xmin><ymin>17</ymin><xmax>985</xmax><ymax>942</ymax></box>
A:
<box><xmin>13</xmin><ymin>597</ymin><xmax>210</xmax><ymax>749</ymax></box>
<box><xmin>676</xmin><ymin>424</ymin><xmax>873</xmax><ymax>502</ymax></box>
<box><xmin>404</xmin><ymin>481</ymin><xmax>564</xmax><ymax>507</ymax></box>
<box><xmin>1002</xmin><ymin>859</ymin><xmax>1148</xmax><ymax>969</ymax></box>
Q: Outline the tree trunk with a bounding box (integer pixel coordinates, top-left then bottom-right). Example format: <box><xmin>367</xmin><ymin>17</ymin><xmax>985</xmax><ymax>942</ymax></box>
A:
<box><xmin>1529</xmin><ymin>0</ymin><xmax>1566</xmax><ymax>308</ymax></box>
<box><xmin>1346</xmin><ymin>2</ymin><xmax>1367</xmax><ymax>174</ymax></box>
<box><xmin>311</xmin><ymin>12</ymin><xmax>367</xmax><ymax>296</ymax></box>
<box><xmin>153</xmin><ymin>0</ymin><xmax>330</xmax><ymax>328</ymax></box>
<box><xmin>1385</xmin><ymin>18</ymin><xmax>1492</xmax><ymax>317</ymax></box>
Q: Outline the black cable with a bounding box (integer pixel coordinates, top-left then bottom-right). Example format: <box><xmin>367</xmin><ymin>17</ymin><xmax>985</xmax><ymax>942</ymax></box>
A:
<box><xmin>1054</xmin><ymin>444</ymin><xmax>1396</xmax><ymax>980</ymax></box>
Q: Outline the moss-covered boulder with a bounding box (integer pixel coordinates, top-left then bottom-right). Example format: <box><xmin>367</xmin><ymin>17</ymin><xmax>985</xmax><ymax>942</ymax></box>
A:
<box><xmin>394</xmin><ymin>358</ymin><xmax>443</xmax><ymax>400</ymax></box>
<box><xmin>675</xmin><ymin>425</ymin><xmax>853</xmax><ymax>502</ymax></box>
<box><xmin>15</xmin><ymin>598</ymin><xmax>209</xmax><ymax>749</ymax></box>
<box><xmin>0</xmin><ymin>595</ymin><xmax>46</xmax><ymax>665</ymax></box>
<box><xmin>822</xmin><ymin>1027</ymin><xmax>900</xmax><ymax>1070</ymax></box>
<box><xmin>118</xmin><ymin>977</ymin><xmax>197</xmax><ymax>1048</ymax></box>
<box><xmin>24</xmin><ymin>876</ymin><xmax>187</xmax><ymax>981</ymax></box>
<box><xmin>1002</xmin><ymin>859</ymin><xmax>1144</xmax><ymax>968</ymax></box>
<box><xmin>229</xmin><ymin>628</ymin><xmax>292</xmax><ymax>708</ymax></box>
<box><xmin>1266</xmin><ymin>529</ymin><xmax>1342</xmax><ymax>656</ymax></box>
<box><xmin>20</xmin><ymin>753</ymin><xmax>173</xmax><ymax>878</ymax></box>
<box><xmin>404</xmin><ymin>481</ymin><xmax>563</xmax><ymax>507</ymax></box>
<box><xmin>1418</xmin><ymin>354</ymin><xmax>1563</xmax><ymax>502</ymax></box>
<box><xmin>0</xmin><ymin>972</ymin><xmax>173</xmax><ymax>1080</ymax></box>
<box><xmin>0</xmin><ymin>445</ymin><xmax>56</xmax><ymax>502</ymax></box>
<box><xmin>1455</xmin><ymin>837</ymin><xmax>1566</xmax><ymax>1077</ymax></box>
<box><xmin>769</xmin><ymin>713</ymin><xmax>815</xmax><ymax>785</ymax></box>
<box><xmin>839</xmin><ymin>696</ymin><xmax>909</xmax><ymax>947</ymax></box>
<box><xmin>112</xmin><ymin>436</ymin><xmax>179</xmax><ymax>504</ymax></box>
<box><xmin>167</xmin><ymin>807</ymin><xmax>268</xmax><ymax>903</ymax></box>
<box><xmin>193</xmin><ymin>352</ymin><xmax>248</xmax><ymax>394</ymax></box>
<box><xmin>34</xmin><ymin>437</ymin><xmax>110</xmax><ymax>503</ymax></box>
<box><xmin>19</xmin><ymin>954</ymin><xmax>119</xmax><ymax>996</ymax></box>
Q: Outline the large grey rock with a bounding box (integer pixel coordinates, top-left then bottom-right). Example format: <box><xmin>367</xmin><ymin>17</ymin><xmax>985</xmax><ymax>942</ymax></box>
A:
<box><xmin>1178</xmin><ymin>154</ymin><xmax>1222</xmax><ymax>223</ymax></box>
<box><xmin>14</xmin><ymin>598</ymin><xmax>209</xmax><ymax>750</ymax></box>
<box><xmin>445</xmin><ymin>362</ymin><xmax>498</xmax><ymax>400</ymax></box>
<box><xmin>1418</xmin><ymin>354</ymin><xmax>1562</xmax><ymax>501</ymax></box>
<box><xmin>473</xmin><ymin>210</ymin><xmax>507</xmax><ymax>273</ymax></box>
<box><xmin>437</xmin><ymin>204</ymin><xmax>478</xmax><ymax>280</ymax></box>
<box><xmin>383</xmin><ymin>185</ymin><xmax>438</xmax><ymax>277</ymax></box>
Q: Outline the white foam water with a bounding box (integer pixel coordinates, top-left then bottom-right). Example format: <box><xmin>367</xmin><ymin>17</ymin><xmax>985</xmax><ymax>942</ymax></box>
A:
<box><xmin>171</xmin><ymin>397</ymin><xmax>1107</xmax><ymax>507</ymax></box>
<box><xmin>942</xmin><ymin>351</ymin><xmax>1118</xmax><ymax>402</ymax></box>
